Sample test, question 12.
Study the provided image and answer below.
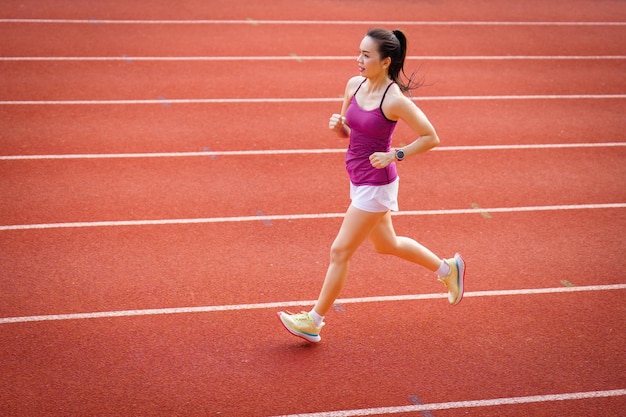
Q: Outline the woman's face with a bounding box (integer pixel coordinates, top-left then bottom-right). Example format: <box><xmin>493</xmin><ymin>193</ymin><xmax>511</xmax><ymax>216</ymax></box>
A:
<box><xmin>357</xmin><ymin>36</ymin><xmax>388</xmax><ymax>78</ymax></box>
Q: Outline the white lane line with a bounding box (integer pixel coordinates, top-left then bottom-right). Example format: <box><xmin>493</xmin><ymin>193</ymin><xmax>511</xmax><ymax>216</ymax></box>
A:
<box><xmin>269</xmin><ymin>389</ymin><xmax>626</xmax><ymax>417</ymax></box>
<box><xmin>1</xmin><ymin>19</ymin><xmax>624</xmax><ymax>26</ymax></box>
<box><xmin>1</xmin><ymin>142</ymin><xmax>624</xmax><ymax>161</ymax></box>
<box><xmin>0</xmin><ymin>97</ymin><xmax>338</xmax><ymax>105</ymax></box>
<box><xmin>1</xmin><ymin>203</ymin><xmax>624</xmax><ymax>231</ymax></box>
<box><xmin>2</xmin><ymin>55</ymin><xmax>625</xmax><ymax>61</ymax></box>
<box><xmin>0</xmin><ymin>148</ymin><xmax>344</xmax><ymax>160</ymax></box>
<box><xmin>1</xmin><ymin>94</ymin><xmax>625</xmax><ymax>105</ymax></box>
<box><xmin>1</xmin><ymin>284</ymin><xmax>625</xmax><ymax>325</ymax></box>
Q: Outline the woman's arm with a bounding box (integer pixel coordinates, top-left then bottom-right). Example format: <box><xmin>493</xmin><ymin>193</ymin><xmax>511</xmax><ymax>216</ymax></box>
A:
<box><xmin>329</xmin><ymin>76</ymin><xmax>363</xmax><ymax>138</ymax></box>
<box><xmin>369</xmin><ymin>91</ymin><xmax>440</xmax><ymax>168</ymax></box>
<box><xmin>393</xmin><ymin>94</ymin><xmax>440</xmax><ymax>156</ymax></box>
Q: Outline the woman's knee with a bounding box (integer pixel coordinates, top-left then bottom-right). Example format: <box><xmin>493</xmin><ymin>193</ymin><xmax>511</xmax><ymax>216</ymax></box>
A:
<box><xmin>329</xmin><ymin>242</ymin><xmax>354</xmax><ymax>264</ymax></box>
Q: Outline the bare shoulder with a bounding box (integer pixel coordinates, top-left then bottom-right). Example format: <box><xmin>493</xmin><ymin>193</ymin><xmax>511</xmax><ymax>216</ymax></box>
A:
<box><xmin>383</xmin><ymin>84</ymin><xmax>424</xmax><ymax>120</ymax></box>
<box><xmin>345</xmin><ymin>76</ymin><xmax>365</xmax><ymax>96</ymax></box>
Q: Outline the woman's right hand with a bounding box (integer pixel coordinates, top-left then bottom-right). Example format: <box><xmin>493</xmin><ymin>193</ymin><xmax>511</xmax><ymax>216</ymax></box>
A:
<box><xmin>329</xmin><ymin>113</ymin><xmax>346</xmax><ymax>131</ymax></box>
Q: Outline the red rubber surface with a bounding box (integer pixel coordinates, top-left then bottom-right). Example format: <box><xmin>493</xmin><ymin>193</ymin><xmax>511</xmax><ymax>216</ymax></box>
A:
<box><xmin>1</xmin><ymin>1</ymin><xmax>625</xmax><ymax>416</ymax></box>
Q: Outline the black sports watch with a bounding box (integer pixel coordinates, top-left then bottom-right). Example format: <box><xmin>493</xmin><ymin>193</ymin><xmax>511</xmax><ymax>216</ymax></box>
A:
<box><xmin>395</xmin><ymin>149</ymin><xmax>406</xmax><ymax>161</ymax></box>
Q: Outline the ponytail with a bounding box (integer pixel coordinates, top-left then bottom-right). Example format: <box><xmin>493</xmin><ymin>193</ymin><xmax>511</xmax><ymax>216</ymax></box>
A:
<box><xmin>366</xmin><ymin>28</ymin><xmax>422</xmax><ymax>93</ymax></box>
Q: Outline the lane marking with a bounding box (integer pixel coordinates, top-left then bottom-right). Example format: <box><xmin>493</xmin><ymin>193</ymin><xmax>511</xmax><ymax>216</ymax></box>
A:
<box><xmin>407</xmin><ymin>395</ymin><xmax>435</xmax><ymax>417</ymax></box>
<box><xmin>1</xmin><ymin>19</ymin><xmax>625</xmax><ymax>26</ymax></box>
<box><xmin>2</xmin><ymin>149</ymin><xmax>345</xmax><ymax>160</ymax></box>
<box><xmin>269</xmin><ymin>389</ymin><xmax>626</xmax><ymax>417</ymax></box>
<box><xmin>289</xmin><ymin>53</ymin><xmax>304</xmax><ymax>63</ymax></box>
<box><xmin>1</xmin><ymin>94</ymin><xmax>624</xmax><ymax>105</ymax></box>
<box><xmin>1</xmin><ymin>142</ymin><xmax>624</xmax><ymax>161</ymax></box>
<box><xmin>255</xmin><ymin>210</ymin><xmax>273</xmax><ymax>226</ymax></box>
<box><xmin>332</xmin><ymin>303</ymin><xmax>346</xmax><ymax>312</ymax></box>
<box><xmin>470</xmin><ymin>203</ymin><xmax>492</xmax><ymax>219</ymax></box>
<box><xmin>2</xmin><ymin>55</ymin><xmax>625</xmax><ymax>62</ymax></box>
<box><xmin>156</xmin><ymin>95</ymin><xmax>170</xmax><ymax>106</ymax></box>
<box><xmin>201</xmin><ymin>146</ymin><xmax>218</xmax><ymax>160</ymax></box>
<box><xmin>1</xmin><ymin>284</ymin><xmax>624</xmax><ymax>325</ymax></box>
<box><xmin>0</xmin><ymin>203</ymin><xmax>624</xmax><ymax>231</ymax></box>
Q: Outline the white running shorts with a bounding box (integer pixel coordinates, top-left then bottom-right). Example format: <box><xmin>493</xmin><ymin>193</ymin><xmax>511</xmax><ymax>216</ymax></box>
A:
<box><xmin>349</xmin><ymin>177</ymin><xmax>399</xmax><ymax>213</ymax></box>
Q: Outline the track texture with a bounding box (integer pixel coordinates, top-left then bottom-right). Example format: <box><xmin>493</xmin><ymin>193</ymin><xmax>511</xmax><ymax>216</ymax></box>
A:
<box><xmin>1</xmin><ymin>1</ymin><xmax>625</xmax><ymax>416</ymax></box>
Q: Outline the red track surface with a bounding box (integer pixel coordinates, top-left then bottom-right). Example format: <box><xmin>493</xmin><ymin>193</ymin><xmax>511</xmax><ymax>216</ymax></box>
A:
<box><xmin>1</xmin><ymin>1</ymin><xmax>625</xmax><ymax>416</ymax></box>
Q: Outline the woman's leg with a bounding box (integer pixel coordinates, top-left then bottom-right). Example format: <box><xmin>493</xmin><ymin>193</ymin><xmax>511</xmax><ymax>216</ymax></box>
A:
<box><xmin>277</xmin><ymin>208</ymin><xmax>464</xmax><ymax>342</ymax></box>
<box><xmin>313</xmin><ymin>205</ymin><xmax>388</xmax><ymax>316</ymax></box>
<box><xmin>367</xmin><ymin>212</ymin><xmax>465</xmax><ymax>304</ymax></box>
<box><xmin>368</xmin><ymin>211</ymin><xmax>441</xmax><ymax>271</ymax></box>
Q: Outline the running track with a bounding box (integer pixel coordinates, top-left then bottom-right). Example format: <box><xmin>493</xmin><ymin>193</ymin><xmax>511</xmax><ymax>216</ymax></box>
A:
<box><xmin>1</xmin><ymin>1</ymin><xmax>625</xmax><ymax>416</ymax></box>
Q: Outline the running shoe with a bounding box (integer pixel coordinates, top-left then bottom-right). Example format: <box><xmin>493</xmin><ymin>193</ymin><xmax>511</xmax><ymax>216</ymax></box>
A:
<box><xmin>277</xmin><ymin>311</ymin><xmax>324</xmax><ymax>343</ymax></box>
<box><xmin>438</xmin><ymin>253</ymin><xmax>465</xmax><ymax>305</ymax></box>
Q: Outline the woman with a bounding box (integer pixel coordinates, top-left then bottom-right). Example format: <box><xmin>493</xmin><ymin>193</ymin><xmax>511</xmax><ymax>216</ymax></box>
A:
<box><xmin>278</xmin><ymin>28</ymin><xmax>465</xmax><ymax>343</ymax></box>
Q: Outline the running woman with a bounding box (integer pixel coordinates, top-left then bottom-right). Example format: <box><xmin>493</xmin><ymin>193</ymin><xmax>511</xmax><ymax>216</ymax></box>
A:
<box><xmin>278</xmin><ymin>28</ymin><xmax>465</xmax><ymax>343</ymax></box>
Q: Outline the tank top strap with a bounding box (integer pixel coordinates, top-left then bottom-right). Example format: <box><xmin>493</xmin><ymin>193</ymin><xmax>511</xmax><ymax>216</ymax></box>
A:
<box><xmin>379</xmin><ymin>81</ymin><xmax>395</xmax><ymax>108</ymax></box>
<box><xmin>379</xmin><ymin>82</ymin><xmax>396</xmax><ymax>122</ymax></box>
<box><xmin>352</xmin><ymin>78</ymin><xmax>367</xmax><ymax>97</ymax></box>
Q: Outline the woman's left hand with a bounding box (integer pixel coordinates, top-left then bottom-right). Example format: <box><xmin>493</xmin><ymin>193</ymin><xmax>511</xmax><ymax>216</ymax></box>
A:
<box><xmin>369</xmin><ymin>151</ymin><xmax>395</xmax><ymax>169</ymax></box>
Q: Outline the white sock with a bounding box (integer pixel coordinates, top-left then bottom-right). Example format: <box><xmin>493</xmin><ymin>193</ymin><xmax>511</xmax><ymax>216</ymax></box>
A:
<box><xmin>436</xmin><ymin>260</ymin><xmax>450</xmax><ymax>277</ymax></box>
<box><xmin>309</xmin><ymin>309</ymin><xmax>324</xmax><ymax>327</ymax></box>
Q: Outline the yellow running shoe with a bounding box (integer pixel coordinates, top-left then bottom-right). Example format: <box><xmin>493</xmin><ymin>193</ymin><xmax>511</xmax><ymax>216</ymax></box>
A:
<box><xmin>277</xmin><ymin>311</ymin><xmax>325</xmax><ymax>343</ymax></box>
<box><xmin>438</xmin><ymin>253</ymin><xmax>465</xmax><ymax>305</ymax></box>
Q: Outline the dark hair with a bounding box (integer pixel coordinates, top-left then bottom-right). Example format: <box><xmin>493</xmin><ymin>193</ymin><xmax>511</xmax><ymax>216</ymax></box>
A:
<box><xmin>366</xmin><ymin>28</ymin><xmax>422</xmax><ymax>93</ymax></box>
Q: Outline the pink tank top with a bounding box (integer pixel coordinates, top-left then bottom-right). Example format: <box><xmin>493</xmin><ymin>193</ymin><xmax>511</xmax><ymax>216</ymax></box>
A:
<box><xmin>344</xmin><ymin>80</ymin><xmax>398</xmax><ymax>186</ymax></box>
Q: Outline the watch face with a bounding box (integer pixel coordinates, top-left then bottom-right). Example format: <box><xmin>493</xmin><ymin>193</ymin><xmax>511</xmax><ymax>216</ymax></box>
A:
<box><xmin>396</xmin><ymin>150</ymin><xmax>405</xmax><ymax>160</ymax></box>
